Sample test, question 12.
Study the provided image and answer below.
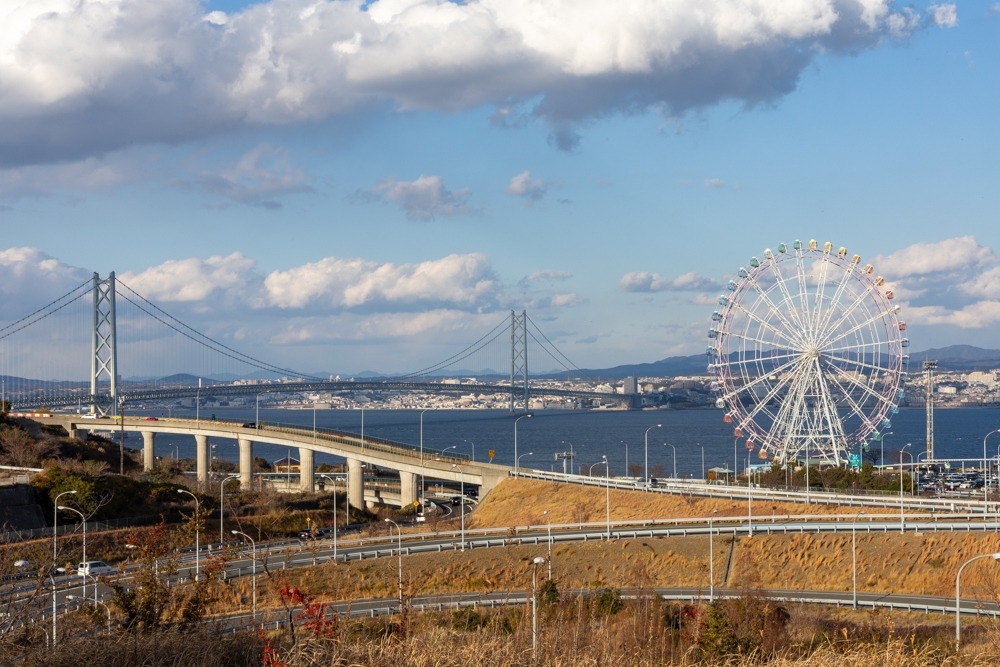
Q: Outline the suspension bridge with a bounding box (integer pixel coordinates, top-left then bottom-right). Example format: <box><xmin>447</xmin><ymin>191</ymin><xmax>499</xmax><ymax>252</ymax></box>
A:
<box><xmin>2</xmin><ymin>272</ymin><xmax>634</xmax><ymax>506</ymax></box>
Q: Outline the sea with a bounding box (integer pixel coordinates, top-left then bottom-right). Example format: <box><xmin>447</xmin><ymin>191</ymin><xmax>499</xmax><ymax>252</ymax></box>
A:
<box><xmin>125</xmin><ymin>406</ymin><xmax>1000</xmax><ymax>478</ymax></box>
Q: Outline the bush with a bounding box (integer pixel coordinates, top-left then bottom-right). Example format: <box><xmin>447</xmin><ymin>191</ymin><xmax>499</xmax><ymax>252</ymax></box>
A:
<box><xmin>597</xmin><ymin>588</ymin><xmax>622</xmax><ymax>616</ymax></box>
<box><xmin>537</xmin><ymin>578</ymin><xmax>559</xmax><ymax>606</ymax></box>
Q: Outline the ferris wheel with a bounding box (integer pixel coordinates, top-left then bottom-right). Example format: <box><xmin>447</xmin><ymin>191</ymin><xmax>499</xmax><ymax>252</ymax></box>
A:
<box><xmin>708</xmin><ymin>240</ymin><xmax>908</xmax><ymax>466</ymax></box>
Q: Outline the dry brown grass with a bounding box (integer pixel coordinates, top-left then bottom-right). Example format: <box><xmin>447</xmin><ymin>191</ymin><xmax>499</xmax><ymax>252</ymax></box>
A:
<box><xmin>470</xmin><ymin>479</ymin><xmax>877</xmax><ymax>529</ymax></box>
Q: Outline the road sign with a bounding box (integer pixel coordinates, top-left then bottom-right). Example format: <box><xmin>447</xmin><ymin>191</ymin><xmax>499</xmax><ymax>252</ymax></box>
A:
<box><xmin>488</xmin><ymin>449</ymin><xmax>495</xmax><ymax>459</ymax></box>
<box><xmin>849</xmin><ymin>453</ymin><xmax>861</xmax><ymax>469</ymax></box>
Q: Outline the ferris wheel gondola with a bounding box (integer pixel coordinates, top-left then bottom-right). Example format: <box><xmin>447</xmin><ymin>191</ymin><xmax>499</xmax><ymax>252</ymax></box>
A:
<box><xmin>708</xmin><ymin>240</ymin><xmax>906</xmax><ymax>465</ymax></box>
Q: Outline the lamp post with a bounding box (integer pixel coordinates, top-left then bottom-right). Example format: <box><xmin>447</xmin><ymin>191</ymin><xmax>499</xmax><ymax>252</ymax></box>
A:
<box><xmin>644</xmin><ymin>424</ymin><xmax>662</xmax><ymax>486</ymax></box>
<box><xmin>451</xmin><ymin>464</ymin><xmax>466</xmax><ymax>551</ymax></box>
<box><xmin>984</xmin><ymin>430</ymin><xmax>1000</xmax><ymax>512</ymax></box>
<box><xmin>881</xmin><ymin>432</ymin><xmax>893</xmax><ymax>470</ymax></box>
<box><xmin>196</xmin><ymin>378</ymin><xmax>201</xmax><ymax>425</ymax></box>
<box><xmin>220</xmin><ymin>475</ymin><xmax>238</xmax><ymax>544</ymax></box>
<box><xmin>419</xmin><ymin>409</ymin><xmax>429</xmax><ymax>465</ymax></box>
<box><xmin>231</xmin><ymin>530</ymin><xmax>257</xmax><ymax>625</ymax></box>
<box><xmin>733</xmin><ymin>437</ymin><xmax>739</xmax><ymax>486</ymax></box>
<box><xmin>255</xmin><ymin>391</ymin><xmax>269</xmax><ymax>428</ymax></box>
<box><xmin>67</xmin><ymin>595</ymin><xmax>112</xmax><ymax>636</ymax></box>
<box><xmin>542</xmin><ymin>511</ymin><xmax>552</xmax><ymax>579</ymax></box>
<box><xmin>900</xmin><ymin>445</ymin><xmax>911</xmax><ymax>534</ymax></box>
<box><xmin>517</xmin><ymin>452</ymin><xmax>533</xmax><ymax>472</ymax></box>
<box><xmin>58</xmin><ymin>506</ymin><xmax>86</xmax><ymax>601</ymax></box>
<box><xmin>621</xmin><ymin>440</ymin><xmax>628</xmax><ymax>478</ymax></box>
<box><xmin>852</xmin><ymin>509</ymin><xmax>866</xmax><ymax>609</ymax></box>
<box><xmin>708</xmin><ymin>509</ymin><xmax>718</xmax><ymax>602</ymax></box>
<box><xmin>602</xmin><ymin>455</ymin><xmax>610</xmax><ymax>540</ymax></box>
<box><xmin>664</xmin><ymin>443</ymin><xmax>676</xmax><ymax>479</ymax></box>
<box><xmin>697</xmin><ymin>443</ymin><xmax>705</xmax><ymax>481</ymax></box>
<box><xmin>464</xmin><ymin>439</ymin><xmax>475</xmax><ymax>462</ymax></box>
<box><xmin>955</xmin><ymin>552</ymin><xmax>1000</xmax><ymax>651</ymax></box>
<box><xmin>384</xmin><ymin>519</ymin><xmax>403</xmax><ymax>614</ymax></box>
<box><xmin>52</xmin><ymin>489</ymin><xmax>77</xmax><ymax>647</ymax></box>
<box><xmin>532</xmin><ymin>556</ymin><xmax>547</xmax><ymax>661</ymax></box>
<box><xmin>561</xmin><ymin>440</ymin><xmax>575</xmax><ymax>475</ymax></box>
<box><xmin>514</xmin><ymin>414</ymin><xmax>531</xmax><ymax>474</ymax></box>
<box><xmin>177</xmin><ymin>489</ymin><xmax>200</xmax><ymax>580</ymax></box>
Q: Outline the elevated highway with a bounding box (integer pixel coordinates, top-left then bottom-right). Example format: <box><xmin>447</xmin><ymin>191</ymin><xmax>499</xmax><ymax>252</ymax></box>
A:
<box><xmin>39</xmin><ymin>415</ymin><xmax>510</xmax><ymax>509</ymax></box>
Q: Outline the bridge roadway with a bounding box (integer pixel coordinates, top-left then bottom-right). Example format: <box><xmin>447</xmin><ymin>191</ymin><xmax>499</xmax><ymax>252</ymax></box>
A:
<box><xmin>39</xmin><ymin>416</ymin><xmax>510</xmax><ymax>509</ymax></box>
<box><xmin>17</xmin><ymin>379</ymin><xmax>634</xmax><ymax>411</ymax></box>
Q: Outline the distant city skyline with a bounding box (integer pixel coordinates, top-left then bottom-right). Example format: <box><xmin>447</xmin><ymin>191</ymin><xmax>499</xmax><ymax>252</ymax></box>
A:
<box><xmin>2</xmin><ymin>1</ymin><xmax>998</xmax><ymax>374</ymax></box>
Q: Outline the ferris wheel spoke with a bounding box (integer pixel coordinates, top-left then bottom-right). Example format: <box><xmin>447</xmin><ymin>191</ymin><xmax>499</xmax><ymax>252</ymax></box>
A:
<box><xmin>794</xmin><ymin>250</ymin><xmax>814</xmax><ymax>335</ymax></box>
<box><xmin>770</xmin><ymin>361</ymin><xmax>814</xmax><ymax>455</ymax></box>
<box><xmin>822</xmin><ymin>351</ymin><xmax>895</xmax><ymax>377</ymax></box>
<box><xmin>811</xmin><ymin>358</ymin><xmax>849</xmax><ymax>463</ymax></box>
<box><xmin>819</xmin><ymin>280</ymin><xmax>886</xmax><ymax>344</ymax></box>
<box><xmin>718</xmin><ymin>356</ymin><xmax>803</xmax><ymax>403</ymax></box>
<box><xmin>811</xmin><ymin>255</ymin><xmax>834</xmax><ymax>333</ymax></box>
<box><xmin>743</xmin><ymin>274</ymin><xmax>805</xmax><ymax>345</ymax></box>
<box><xmin>822</xmin><ymin>360</ymin><xmax>895</xmax><ymax>409</ymax></box>
<box><xmin>724</xmin><ymin>351</ymin><xmax>800</xmax><ymax>369</ymax></box>
<box><xmin>735</xmin><ymin>365</ymin><xmax>799</xmax><ymax>430</ymax></box>
<box><xmin>728</xmin><ymin>302</ymin><xmax>803</xmax><ymax>350</ymax></box>
<box><xmin>822</xmin><ymin>340</ymin><xmax>891</xmax><ymax>355</ymax></box>
<box><xmin>766</xmin><ymin>257</ymin><xmax>808</xmax><ymax>334</ymax></box>
<box><xmin>725</xmin><ymin>331</ymin><xmax>797</xmax><ymax>350</ymax></box>
<box><xmin>822</xmin><ymin>364</ymin><xmax>881</xmax><ymax>433</ymax></box>
<box><xmin>816</xmin><ymin>259</ymin><xmax>858</xmax><ymax>336</ymax></box>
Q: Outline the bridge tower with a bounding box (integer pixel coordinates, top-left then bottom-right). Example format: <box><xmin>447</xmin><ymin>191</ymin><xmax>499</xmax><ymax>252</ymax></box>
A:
<box><xmin>90</xmin><ymin>272</ymin><xmax>118</xmax><ymax>416</ymax></box>
<box><xmin>509</xmin><ymin>310</ymin><xmax>528</xmax><ymax>413</ymax></box>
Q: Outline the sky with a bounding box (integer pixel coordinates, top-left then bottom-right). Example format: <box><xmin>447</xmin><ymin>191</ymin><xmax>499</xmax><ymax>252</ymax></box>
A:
<box><xmin>0</xmin><ymin>0</ymin><xmax>998</xmax><ymax>375</ymax></box>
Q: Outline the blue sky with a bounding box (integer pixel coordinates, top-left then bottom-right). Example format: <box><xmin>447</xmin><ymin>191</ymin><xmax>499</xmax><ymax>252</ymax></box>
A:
<box><xmin>1</xmin><ymin>0</ymin><xmax>998</xmax><ymax>374</ymax></box>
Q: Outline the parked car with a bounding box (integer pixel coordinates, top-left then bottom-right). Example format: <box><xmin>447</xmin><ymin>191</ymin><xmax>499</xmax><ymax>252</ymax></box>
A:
<box><xmin>77</xmin><ymin>561</ymin><xmax>114</xmax><ymax>577</ymax></box>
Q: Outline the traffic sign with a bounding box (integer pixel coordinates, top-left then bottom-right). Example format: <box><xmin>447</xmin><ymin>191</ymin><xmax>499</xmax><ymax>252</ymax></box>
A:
<box><xmin>849</xmin><ymin>453</ymin><xmax>861</xmax><ymax>469</ymax></box>
<box><xmin>488</xmin><ymin>449</ymin><xmax>495</xmax><ymax>460</ymax></box>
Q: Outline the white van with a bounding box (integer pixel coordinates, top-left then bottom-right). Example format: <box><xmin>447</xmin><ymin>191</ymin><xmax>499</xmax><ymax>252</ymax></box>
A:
<box><xmin>77</xmin><ymin>561</ymin><xmax>114</xmax><ymax>576</ymax></box>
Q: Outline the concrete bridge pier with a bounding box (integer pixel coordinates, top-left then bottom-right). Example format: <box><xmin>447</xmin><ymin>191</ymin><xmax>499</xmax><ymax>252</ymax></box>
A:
<box><xmin>142</xmin><ymin>431</ymin><xmax>156</xmax><ymax>471</ymax></box>
<box><xmin>68</xmin><ymin>427</ymin><xmax>82</xmax><ymax>440</ymax></box>
<box><xmin>347</xmin><ymin>458</ymin><xmax>364</xmax><ymax>510</ymax></box>
<box><xmin>400</xmin><ymin>471</ymin><xmax>417</xmax><ymax>507</ymax></box>
<box><xmin>299</xmin><ymin>447</ymin><xmax>314</xmax><ymax>493</ymax></box>
<box><xmin>239</xmin><ymin>439</ymin><xmax>253</xmax><ymax>489</ymax></box>
<box><xmin>196</xmin><ymin>435</ymin><xmax>209</xmax><ymax>488</ymax></box>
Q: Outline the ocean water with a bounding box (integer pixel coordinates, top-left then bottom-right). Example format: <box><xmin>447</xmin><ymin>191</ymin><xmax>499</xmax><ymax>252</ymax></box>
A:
<box><xmin>128</xmin><ymin>406</ymin><xmax>1000</xmax><ymax>478</ymax></box>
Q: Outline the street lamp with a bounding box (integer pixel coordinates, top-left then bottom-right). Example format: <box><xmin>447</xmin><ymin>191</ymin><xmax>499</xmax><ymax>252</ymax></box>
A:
<box><xmin>561</xmin><ymin>441</ymin><xmax>575</xmax><ymax>475</ymax></box>
<box><xmin>620</xmin><ymin>440</ymin><xmax>628</xmax><ymax>479</ymax></box>
<box><xmin>255</xmin><ymin>391</ymin><xmax>270</xmax><ymax>428</ymax></box>
<box><xmin>531</xmin><ymin>556</ymin><xmax>547</xmax><ymax>661</ymax></box>
<box><xmin>514</xmin><ymin>414</ymin><xmax>532</xmax><ymax>474</ymax></box>
<box><xmin>644</xmin><ymin>424</ymin><xmax>662</xmax><ymax>486</ymax></box>
<box><xmin>708</xmin><ymin>509</ymin><xmax>718</xmax><ymax>602</ymax></box>
<box><xmin>880</xmin><ymin>432</ymin><xmax>893</xmax><ymax>470</ymax></box>
<box><xmin>220</xmin><ymin>475</ymin><xmax>238</xmax><ymax>544</ymax></box>
<box><xmin>697</xmin><ymin>443</ymin><xmax>705</xmax><ymax>481</ymax></box>
<box><xmin>664</xmin><ymin>443</ymin><xmax>676</xmax><ymax>479</ymax></box>
<box><xmin>384</xmin><ymin>519</ymin><xmax>403</xmax><ymax>615</ymax></box>
<box><xmin>983</xmin><ymin>430</ymin><xmax>1000</xmax><ymax>511</ymax></box>
<box><xmin>177</xmin><ymin>489</ymin><xmax>200</xmax><ymax>580</ymax></box>
<box><xmin>463</xmin><ymin>439</ymin><xmax>475</xmax><ymax>462</ymax></box>
<box><xmin>602</xmin><ymin>455</ymin><xmax>610</xmax><ymax>540</ymax></box>
<box><xmin>852</xmin><ymin>510</ymin><xmax>866</xmax><ymax>609</ymax></box>
<box><xmin>955</xmin><ymin>552</ymin><xmax>1000</xmax><ymax>651</ymax></box>
<box><xmin>451</xmin><ymin>464</ymin><xmax>466</xmax><ymax>551</ymax></box>
<box><xmin>542</xmin><ymin>511</ymin><xmax>552</xmax><ymax>580</ymax></box>
<box><xmin>67</xmin><ymin>595</ymin><xmax>111</xmax><ymax>636</ymax></box>
<box><xmin>900</xmin><ymin>445</ymin><xmax>911</xmax><ymax>534</ymax></box>
<box><xmin>58</xmin><ymin>505</ymin><xmax>86</xmax><ymax>601</ymax></box>
<box><xmin>517</xmin><ymin>452</ymin><xmax>533</xmax><ymax>471</ymax></box>
<box><xmin>52</xmin><ymin>489</ymin><xmax>77</xmax><ymax>647</ymax></box>
<box><xmin>196</xmin><ymin>378</ymin><xmax>202</xmax><ymax>425</ymax></box>
<box><xmin>231</xmin><ymin>530</ymin><xmax>257</xmax><ymax>625</ymax></box>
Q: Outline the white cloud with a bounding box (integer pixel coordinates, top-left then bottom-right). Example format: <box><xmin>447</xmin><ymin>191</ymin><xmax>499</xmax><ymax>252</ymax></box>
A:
<box><xmin>619</xmin><ymin>270</ymin><xmax>721</xmax><ymax>293</ymax></box>
<box><xmin>547</xmin><ymin>293</ymin><xmax>583</xmax><ymax>308</ymax></box>
<box><xmin>263</xmin><ymin>253</ymin><xmax>498</xmax><ymax>310</ymax></box>
<box><xmin>195</xmin><ymin>144</ymin><xmax>312</xmax><ymax>208</ymax></box>
<box><xmin>928</xmin><ymin>4</ymin><xmax>958</xmax><ymax>28</ymax></box>
<box><xmin>704</xmin><ymin>178</ymin><xmax>726</xmax><ymax>189</ymax></box>
<box><xmin>0</xmin><ymin>156</ymin><xmax>131</xmax><ymax>199</ymax></box>
<box><xmin>523</xmin><ymin>270</ymin><xmax>572</xmax><ymax>284</ymax></box>
<box><xmin>506</xmin><ymin>171</ymin><xmax>549</xmax><ymax>202</ymax></box>
<box><xmin>268</xmin><ymin>310</ymin><xmax>497</xmax><ymax>344</ymax></box>
<box><xmin>874</xmin><ymin>236</ymin><xmax>994</xmax><ymax>278</ymax></box>
<box><xmin>361</xmin><ymin>175</ymin><xmax>472</xmax><ymax>220</ymax></box>
<box><xmin>0</xmin><ymin>0</ymin><xmax>931</xmax><ymax>166</ymax></box>
<box><xmin>0</xmin><ymin>247</ymin><xmax>90</xmax><ymax>311</ymax></box>
<box><xmin>118</xmin><ymin>253</ymin><xmax>259</xmax><ymax>303</ymax></box>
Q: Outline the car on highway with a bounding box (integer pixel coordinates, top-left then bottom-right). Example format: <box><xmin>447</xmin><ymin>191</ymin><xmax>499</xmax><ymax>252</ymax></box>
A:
<box><xmin>242</xmin><ymin>422</ymin><xmax>257</xmax><ymax>429</ymax></box>
<box><xmin>450</xmin><ymin>496</ymin><xmax>463</xmax><ymax>506</ymax></box>
<box><xmin>77</xmin><ymin>561</ymin><xmax>114</xmax><ymax>577</ymax></box>
<box><xmin>298</xmin><ymin>530</ymin><xmax>316</xmax><ymax>540</ymax></box>
<box><xmin>464</xmin><ymin>488</ymin><xmax>478</xmax><ymax>498</ymax></box>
